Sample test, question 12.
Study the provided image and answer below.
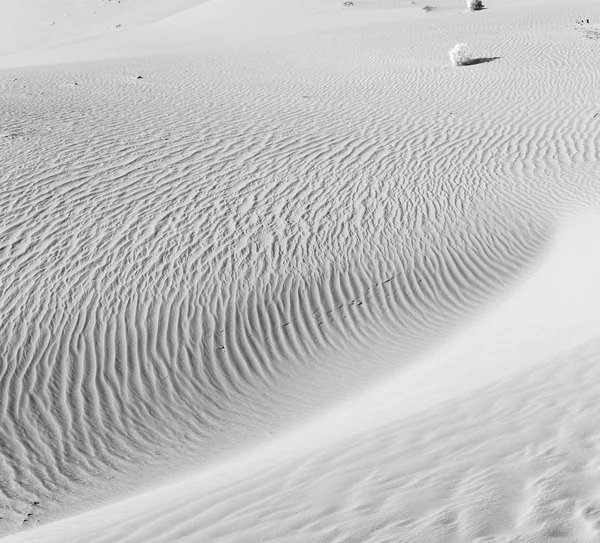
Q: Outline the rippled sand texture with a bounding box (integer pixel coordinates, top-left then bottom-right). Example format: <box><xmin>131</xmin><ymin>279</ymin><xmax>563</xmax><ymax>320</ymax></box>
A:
<box><xmin>1</xmin><ymin>0</ymin><xmax>600</xmax><ymax>540</ymax></box>
<box><xmin>13</xmin><ymin>335</ymin><xmax>600</xmax><ymax>543</ymax></box>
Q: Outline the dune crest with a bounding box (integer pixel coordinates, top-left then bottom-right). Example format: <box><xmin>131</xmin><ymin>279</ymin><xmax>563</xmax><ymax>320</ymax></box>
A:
<box><xmin>1</xmin><ymin>0</ymin><xmax>600</xmax><ymax>540</ymax></box>
<box><xmin>0</xmin><ymin>0</ymin><xmax>209</xmax><ymax>58</ymax></box>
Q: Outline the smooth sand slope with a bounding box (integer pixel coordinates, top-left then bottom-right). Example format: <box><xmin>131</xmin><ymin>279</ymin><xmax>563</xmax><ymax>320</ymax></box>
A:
<box><xmin>1</xmin><ymin>0</ymin><xmax>599</xmax><ymax>541</ymax></box>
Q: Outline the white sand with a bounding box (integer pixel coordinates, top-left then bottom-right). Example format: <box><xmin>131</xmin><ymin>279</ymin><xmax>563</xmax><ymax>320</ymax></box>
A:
<box><xmin>1</xmin><ymin>0</ymin><xmax>600</xmax><ymax>541</ymax></box>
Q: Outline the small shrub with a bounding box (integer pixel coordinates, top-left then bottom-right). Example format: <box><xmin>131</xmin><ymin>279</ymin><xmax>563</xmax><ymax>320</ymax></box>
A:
<box><xmin>448</xmin><ymin>43</ymin><xmax>472</xmax><ymax>66</ymax></box>
<box><xmin>467</xmin><ymin>0</ymin><xmax>484</xmax><ymax>10</ymax></box>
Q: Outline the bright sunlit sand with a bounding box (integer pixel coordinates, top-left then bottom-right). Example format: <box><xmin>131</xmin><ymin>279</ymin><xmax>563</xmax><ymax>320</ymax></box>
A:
<box><xmin>1</xmin><ymin>0</ymin><xmax>599</xmax><ymax>541</ymax></box>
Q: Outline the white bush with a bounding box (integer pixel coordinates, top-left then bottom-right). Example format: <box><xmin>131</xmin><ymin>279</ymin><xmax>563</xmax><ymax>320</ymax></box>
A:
<box><xmin>448</xmin><ymin>43</ymin><xmax>472</xmax><ymax>66</ymax></box>
<box><xmin>467</xmin><ymin>0</ymin><xmax>484</xmax><ymax>10</ymax></box>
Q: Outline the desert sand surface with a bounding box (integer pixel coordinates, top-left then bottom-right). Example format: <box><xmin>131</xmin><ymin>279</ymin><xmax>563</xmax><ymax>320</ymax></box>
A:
<box><xmin>1</xmin><ymin>0</ymin><xmax>600</xmax><ymax>541</ymax></box>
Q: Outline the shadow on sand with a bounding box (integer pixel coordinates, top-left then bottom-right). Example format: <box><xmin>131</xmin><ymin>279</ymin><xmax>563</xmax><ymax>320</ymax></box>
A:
<box><xmin>463</xmin><ymin>56</ymin><xmax>501</xmax><ymax>66</ymax></box>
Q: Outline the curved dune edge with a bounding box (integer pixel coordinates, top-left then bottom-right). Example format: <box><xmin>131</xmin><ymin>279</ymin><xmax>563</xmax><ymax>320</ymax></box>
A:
<box><xmin>6</xmin><ymin>215</ymin><xmax>600</xmax><ymax>543</ymax></box>
<box><xmin>2</xmin><ymin>0</ymin><xmax>600</xmax><ymax>539</ymax></box>
<box><xmin>0</xmin><ymin>0</ymin><xmax>210</xmax><ymax>60</ymax></box>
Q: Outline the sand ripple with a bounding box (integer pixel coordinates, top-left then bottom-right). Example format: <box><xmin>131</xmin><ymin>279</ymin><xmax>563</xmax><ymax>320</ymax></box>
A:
<box><xmin>1</xmin><ymin>0</ymin><xmax>599</xmax><ymax>534</ymax></box>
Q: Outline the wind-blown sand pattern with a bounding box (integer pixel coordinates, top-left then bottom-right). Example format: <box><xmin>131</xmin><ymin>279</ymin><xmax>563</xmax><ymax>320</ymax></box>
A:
<box><xmin>1</xmin><ymin>0</ymin><xmax>600</xmax><ymax>540</ymax></box>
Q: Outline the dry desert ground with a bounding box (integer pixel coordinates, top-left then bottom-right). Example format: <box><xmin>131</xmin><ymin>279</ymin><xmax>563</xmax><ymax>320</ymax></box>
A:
<box><xmin>1</xmin><ymin>0</ymin><xmax>600</xmax><ymax>541</ymax></box>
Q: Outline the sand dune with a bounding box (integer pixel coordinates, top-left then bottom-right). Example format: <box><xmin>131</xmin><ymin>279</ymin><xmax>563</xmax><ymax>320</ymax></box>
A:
<box><xmin>1</xmin><ymin>0</ymin><xmax>600</xmax><ymax>540</ymax></box>
<box><xmin>0</xmin><ymin>0</ymin><xmax>207</xmax><ymax>58</ymax></box>
<box><xmin>6</xmin><ymin>216</ymin><xmax>600</xmax><ymax>543</ymax></box>
<box><xmin>9</xmin><ymin>335</ymin><xmax>600</xmax><ymax>542</ymax></box>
